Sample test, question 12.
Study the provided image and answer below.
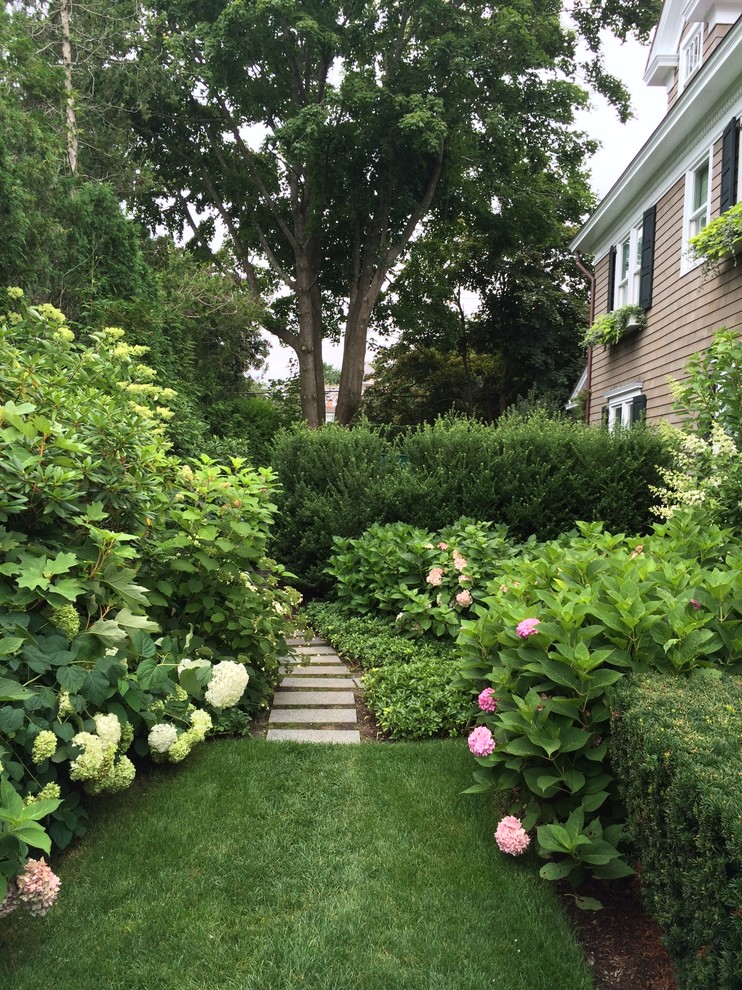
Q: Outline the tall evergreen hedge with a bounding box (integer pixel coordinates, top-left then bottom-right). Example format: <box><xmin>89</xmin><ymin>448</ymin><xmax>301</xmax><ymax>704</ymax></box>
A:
<box><xmin>269</xmin><ymin>414</ymin><xmax>670</xmax><ymax>593</ymax></box>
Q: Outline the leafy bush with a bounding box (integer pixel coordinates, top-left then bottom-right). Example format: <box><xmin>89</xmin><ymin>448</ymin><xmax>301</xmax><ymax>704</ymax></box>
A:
<box><xmin>609</xmin><ymin>673</ymin><xmax>742</xmax><ymax>990</ymax></box>
<box><xmin>457</xmin><ymin>512</ymin><xmax>742</xmax><ymax>888</ymax></box>
<box><xmin>0</xmin><ymin>291</ymin><xmax>295</xmax><ymax>904</ymax></box>
<box><xmin>654</xmin><ymin>329</ymin><xmax>742</xmax><ymax>529</ymax></box>
<box><xmin>303</xmin><ymin>601</ymin><xmax>467</xmax><ymax>738</ymax></box>
<box><xmin>327</xmin><ymin>518</ymin><xmax>515</xmax><ymax>638</ymax></box>
<box><xmin>269</xmin><ymin>423</ymin><xmax>398</xmax><ymax>593</ymax></box>
<box><xmin>303</xmin><ymin>601</ymin><xmax>459</xmax><ymax>668</ymax></box>
<box><xmin>362</xmin><ymin>659</ymin><xmax>471</xmax><ymax>740</ymax></box>
<box><xmin>270</xmin><ymin>415</ymin><xmax>669</xmax><ymax>592</ymax></box>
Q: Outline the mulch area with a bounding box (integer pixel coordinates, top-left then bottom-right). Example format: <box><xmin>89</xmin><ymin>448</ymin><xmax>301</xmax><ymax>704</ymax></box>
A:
<box><xmin>252</xmin><ymin>651</ymin><xmax>678</xmax><ymax>990</ymax></box>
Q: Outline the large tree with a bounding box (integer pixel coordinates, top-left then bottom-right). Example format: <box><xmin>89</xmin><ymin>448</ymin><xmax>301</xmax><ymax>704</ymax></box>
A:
<box><xmin>102</xmin><ymin>0</ymin><xmax>658</xmax><ymax>426</ymax></box>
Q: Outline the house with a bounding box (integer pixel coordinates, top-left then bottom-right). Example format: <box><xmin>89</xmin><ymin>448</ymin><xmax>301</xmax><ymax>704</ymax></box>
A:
<box><xmin>571</xmin><ymin>0</ymin><xmax>742</xmax><ymax>427</ymax></box>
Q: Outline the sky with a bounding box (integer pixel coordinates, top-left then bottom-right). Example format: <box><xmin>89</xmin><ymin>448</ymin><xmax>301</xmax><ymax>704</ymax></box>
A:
<box><xmin>257</xmin><ymin>31</ymin><xmax>668</xmax><ymax>381</ymax></box>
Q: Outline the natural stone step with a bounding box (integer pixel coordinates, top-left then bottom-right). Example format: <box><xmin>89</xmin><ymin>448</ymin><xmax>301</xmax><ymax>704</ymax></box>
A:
<box><xmin>290</xmin><ymin>645</ymin><xmax>338</xmax><ymax>654</ymax></box>
<box><xmin>280</xmin><ymin>665</ymin><xmax>353</xmax><ymax>676</ymax></box>
<box><xmin>266</xmin><ymin>728</ymin><xmax>360</xmax><ymax>744</ymax></box>
<box><xmin>280</xmin><ymin>676</ymin><xmax>357</xmax><ymax>688</ymax></box>
<box><xmin>268</xmin><ymin>708</ymin><xmax>358</xmax><ymax>724</ymax></box>
<box><xmin>281</xmin><ymin>654</ymin><xmax>344</xmax><ymax>664</ymax></box>
<box><xmin>273</xmin><ymin>690</ymin><xmax>355</xmax><ymax>706</ymax></box>
<box><xmin>286</xmin><ymin>637</ymin><xmax>327</xmax><ymax>645</ymax></box>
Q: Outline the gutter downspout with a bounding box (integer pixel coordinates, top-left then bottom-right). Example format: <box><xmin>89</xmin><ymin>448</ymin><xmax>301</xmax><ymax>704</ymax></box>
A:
<box><xmin>574</xmin><ymin>252</ymin><xmax>595</xmax><ymax>424</ymax></box>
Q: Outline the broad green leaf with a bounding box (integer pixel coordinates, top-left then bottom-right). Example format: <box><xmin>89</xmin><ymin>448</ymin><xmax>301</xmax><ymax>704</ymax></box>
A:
<box><xmin>11</xmin><ymin>822</ymin><xmax>52</xmax><ymax>853</ymax></box>
<box><xmin>0</xmin><ymin>637</ymin><xmax>24</xmax><ymax>657</ymax></box>
<box><xmin>539</xmin><ymin>861</ymin><xmax>574</xmax><ymax>881</ymax></box>
<box><xmin>0</xmin><ymin>677</ymin><xmax>32</xmax><ymax>702</ymax></box>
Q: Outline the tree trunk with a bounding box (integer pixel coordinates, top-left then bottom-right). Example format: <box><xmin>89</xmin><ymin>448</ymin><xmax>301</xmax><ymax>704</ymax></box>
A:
<box><xmin>295</xmin><ymin>239</ymin><xmax>326</xmax><ymax>428</ymax></box>
<box><xmin>60</xmin><ymin>0</ymin><xmax>78</xmax><ymax>176</ymax></box>
<box><xmin>335</xmin><ymin>286</ymin><xmax>376</xmax><ymax>426</ymax></box>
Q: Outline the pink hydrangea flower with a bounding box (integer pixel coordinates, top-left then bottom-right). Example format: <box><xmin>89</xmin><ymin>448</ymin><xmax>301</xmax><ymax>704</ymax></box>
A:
<box><xmin>15</xmin><ymin>858</ymin><xmax>61</xmax><ymax>917</ymax></box>
<box><xmin>458</xmin><ymin>573</ymin><xmax>471</xmax><ymax>584</ymax></box>
<box><xmin>0</xmin><ymin>882</ymin><xmax>19</xmax><ymax>918</ymax></box>
<box><xmin>494</xmin><ymin>816</ymin><xmax>530</xmax><ymax>856</ymax></box>
<box><xmin>500</xmin><ymin>584</ymin><xmax>509</xmax><ymax>593</ymax></box>
<box><xmin>453</xmin><ymin>554</ymin><xmax>467</xmax><ymax>572</ymax></box>
<box><xmin>468</xmin><ymin>725</ymin><xmax>496</xmax><ymax>757</ymax></box>
<box><xmin>690</xmin><ymin>598</ymin><xmax>701</xmax><ymax>610</ymax></box>
<box><xmin>516</xmin><ymin>617</ymin><xmax>540</xmax><ymax>638</ymax></box>
<box><xmin>437</xmin><ymin>541</ymin><xmax>449</xmax><ymax>550</ymax></box>
<box><xmin>477</xmin><ymin>687</ymin><xmax>498</xmax><ymax>713</ymax></box>
<box><xmin>456</xmin><ymin>589</ymin><xmax>473</xmax><ymax>607</ymax></box>
<box><xmin>426</xmin><ymin>567</ymin><xmax>444</xmax><ymax>587</ymax></box>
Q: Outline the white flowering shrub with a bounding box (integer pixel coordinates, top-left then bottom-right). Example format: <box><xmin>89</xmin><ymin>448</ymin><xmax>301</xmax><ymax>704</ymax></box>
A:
<box><xmin>0</xmin><ymin>290</ymin><xmax>298</xmax><ymax>907</ymax></box>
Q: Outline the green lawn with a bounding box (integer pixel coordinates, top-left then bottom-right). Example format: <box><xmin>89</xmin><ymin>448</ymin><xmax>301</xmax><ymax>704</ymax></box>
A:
<box><xmin>0</xmin><ymin>739</ymin><xmax>594</xmax><ymax>990</ymax></box>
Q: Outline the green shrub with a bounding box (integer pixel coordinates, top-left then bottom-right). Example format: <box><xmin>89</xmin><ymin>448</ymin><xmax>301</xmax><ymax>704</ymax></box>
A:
<box><xmin>303</xmin><ymin>601</ymin><xmax>467</xmax><ymax>738</ymax></box>
<box><xmin>270</xmin><ymin>414</ymin><xmax>669</xmax><ymax>592</ymax></box>
<box><xmin>362</xmin><ymin>659</ymin><xmax>472</xmax><ymax>740</ymax></box>
<box><xmin>303</xmin><ymin>601</ymin><xmax>459</xmax><ymax>668</ymax></box>
<box><xmin>327</xmin><ymin>518</ymin><xmax>516</xmax><ymax>638</ymax></box>
<box><xmin>0</xmin><ymin>291</ymin><xmax>295</xmax><ymax>902</ymax></box>
<box><xmin>457</xmin><ymin>512</ymin><xmax>742</xmax><ymax>888</ymax></box>
<box><xmin>609</xmin><ymin>673</ymin><xmax>742</xmax><ymax>990</ymax></box>
<box><xmin>269</xmin><ymin>423</ymin><xmax>398</xmax><ymax>593</ymax></box>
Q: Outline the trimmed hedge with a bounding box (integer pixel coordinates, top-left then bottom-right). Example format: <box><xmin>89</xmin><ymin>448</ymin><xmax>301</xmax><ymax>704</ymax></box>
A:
<box><xmin>609</xmin><ymin>673</ymin><xmax>742</xmax><ymax>990</ymax></box>
<box><xmin>270</xmin><ymin>414</ymin><xmax>670</xmax><ymax>593</ymax></box>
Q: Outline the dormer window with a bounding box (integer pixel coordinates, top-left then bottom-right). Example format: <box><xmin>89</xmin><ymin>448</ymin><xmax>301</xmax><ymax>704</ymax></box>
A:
<box><xmin>680</xmin><ymin>24</ymin><xmax>703</xmax><ymax>89</ymax></box>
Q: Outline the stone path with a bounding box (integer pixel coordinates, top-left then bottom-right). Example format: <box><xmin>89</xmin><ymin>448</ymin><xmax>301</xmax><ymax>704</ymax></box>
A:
<box><xmin>266</xmin><ymin>636</ymin><xmax>362</xmax><ymax>744</ymax></box>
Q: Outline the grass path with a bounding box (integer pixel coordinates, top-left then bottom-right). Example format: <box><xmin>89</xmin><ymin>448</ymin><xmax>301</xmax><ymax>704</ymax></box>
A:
<box><xmin>0</xmin><ymin>739</ymin><xmax>594</xmax><ymax>990</ymax></box>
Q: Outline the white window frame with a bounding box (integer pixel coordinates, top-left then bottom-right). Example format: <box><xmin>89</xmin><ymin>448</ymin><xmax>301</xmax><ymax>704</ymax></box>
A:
<box><xmin>679</xmin><ymin>23</ymin><xmax>704</xmax><ymax>92</ymax></box>
<box><xmin>682</xmin><ymin>148</ymin><xmax>713</xmax><ymax>273</ymax></box>
<box><xmin>604</xmin><ymin>382</ymin><xmax>644</xmax><ymax>431</ymax></box>
<box><xmin>614</xmin><ymin>221</ymin><xmax>644</xmax><ymax>308</ymax></box>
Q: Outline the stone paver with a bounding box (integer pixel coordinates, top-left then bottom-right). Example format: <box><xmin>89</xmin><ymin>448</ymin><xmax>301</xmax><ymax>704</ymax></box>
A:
<box><xmin>281</xmin><ymin>664</ymin><xmax>352</xmax><ymax>676</ymax></box>
<box><xmin>268</xmin><ymin>707</ymin><xmax>358</xmax><ymax>724</ymax></box>
<box><xmin>267</xmin><ymin>638</ymin><xmax>363</xmax><ymax>744</ymax></box>
<box><xmin>273</xmin><ymin>690</ymin><xmax>356</xmax><ymax>706</ymax></box>
<box><xmin>266</xmin><ymin>728</ymin><xmax>361</xmax><ymax>744</ymax></box>
<box><xmin>280</xmin><ymin>676</ymin><xmax>356</xmax><ymax>688</ymax></box>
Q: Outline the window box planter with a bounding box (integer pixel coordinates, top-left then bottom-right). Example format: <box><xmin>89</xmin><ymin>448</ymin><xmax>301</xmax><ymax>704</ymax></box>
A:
<box><xmin>689</xmin><ymin>202</ymin><xmax>742</xmax><ymax>271</ymax></box>
<box><xmin>581</xmin><ymin>305</ymin><xmax>647</xmax><ymax>349</ymax></box>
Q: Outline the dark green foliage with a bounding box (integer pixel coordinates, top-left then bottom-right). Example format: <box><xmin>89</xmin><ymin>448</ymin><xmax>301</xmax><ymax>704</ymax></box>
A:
<box><xmin>609</xmin><ymin>674</ymin><xmax>742</xmax><ymax>990</ymax></box>
<box><xmin>302</xmin><ymin>601</ymin><xmax>459</xmax><ymax>668</ymax></box>
<box><xmin>362</xmin><ymin>659</ymin><xmax>472</xmax><ymax>741</ymax></box>
<box><xmin>270</xmin><ymin>423</ymin><xmax>398</xmax><ymax>593</ymax></box>
<box><xmin>303</xmin><ymin>601</ymin><xmax>469</xmax><ymax>740</ymax></box>
<box><xmin>270</xmin><ymin>415</ymin><xmax>671</xmax><ymax>591</ymax></box>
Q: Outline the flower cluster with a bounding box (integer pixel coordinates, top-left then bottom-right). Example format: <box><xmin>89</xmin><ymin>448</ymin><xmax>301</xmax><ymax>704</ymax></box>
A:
<box><xmin>93</xmin><ymin>713</ymin><xmax>122</xmax><ymax>749</ymax></box>
<box><xmin>24</xmin><ymin>782</ymin><xmax>62</xmax><ymax>806</ymax></box>
<box><xmin>204</xmin><ymin>661</ymin><xmax>249</xmax><ymax>709</ymax></box>
<box><xmin>148</xmin><ymin>723</ymin><xmax>178</xmax><ymax>755</ymax></box>
<box><xmin>494</xmin><ymin>816</ymin><xmax>530</xmax><ymax>856</ymax></box>
<box><xmin>516</xmin><ymin>617</ymin><xmax>540</xmax><ymax>638</ymax></box>
<box><xmin>426</xmin><ymin>567</ymin><xmax>444</xmax><ymax>587</ymax></box>
<box><xmin>0</xmin><ymin>859</ymin><xmax>62</xmax><ymax>918</ymax></box>
<box><xmin>31</xmin><ymin>730</ymin><xmax>57</xmax><ymax>765</ymax></box>
<box><xmin>468</xmin><ymin>725</ymin><xmax>496</xmax><ymax>757</ymax></box>
<box><xmin>456</xmin><ymin>589</ymin><xmax>473</xmax><ymax>607</ymax></box>
<box><xmin>477</xmin><ymin>687</ymin><xmax>498</xmax><ymax>713</ymax></box>
<box><xmin>49</xmin><ymin>604</ymin><xmax>80</xmax><ymax>640</ymax></box>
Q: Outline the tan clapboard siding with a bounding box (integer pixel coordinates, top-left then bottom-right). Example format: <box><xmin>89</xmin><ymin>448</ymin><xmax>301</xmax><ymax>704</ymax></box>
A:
<box><xmin>594</xmin><ymin>253</ymin><xmax>611</xmax><ymax>316</ymax></box>
<box><xmin>703</xmin><ymin>23</ymin><xmax>732</xmax><ymax>60</ymax></box>
<box><xmin>588</xmin><ymin>158</ymin><xmax>742</xmax><ymax>426</ymax></box>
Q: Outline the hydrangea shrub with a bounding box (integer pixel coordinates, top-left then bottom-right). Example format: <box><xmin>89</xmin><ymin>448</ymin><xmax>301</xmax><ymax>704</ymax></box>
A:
<box><xmin>0</xmin><ymin>290</ymin><xmax>297</xmax><ymax>910</ymax></box>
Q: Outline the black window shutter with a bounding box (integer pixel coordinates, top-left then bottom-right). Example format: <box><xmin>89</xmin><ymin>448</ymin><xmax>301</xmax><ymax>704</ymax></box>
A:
<box><xmin>630</xmin><ymin>394</ymin><xmax>647</xmax><ymax>426</ymax></box>
<box><xmin>606</xmin><ymin>246</ymin><xmax>617</xmax><ymax>312</ymax></box>
<box><xmin>720</xmin><ymin>116</ymin><xmax>739</xmax><ymax>214</ymax></box>
<box><xmin>639</xmin><ymin>205</ymin><xmax>656</xmax><ymax>311</ymax></box>
<box><xmin>601</xmin><ymin>406</ymin><xmax>609</xmax><ymax>427</ymax></box>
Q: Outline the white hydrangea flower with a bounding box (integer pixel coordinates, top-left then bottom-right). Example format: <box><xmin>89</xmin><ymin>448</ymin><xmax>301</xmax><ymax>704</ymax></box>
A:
<box><xmin>94</xmin><ymin>713</ymin><xmax>121</xmax><ymax>749</ymax></box>
<box><xmin>189</xmin><ymin>710</ymin><xmax>213</xmax><ymax>740</ymax></box>
<box><xmin>148</xmin><ymin>723</ymin><xmax>178</xmax><ymax>755</ymax></box>
<box><xmin>204</xmin><ymin>661</ymin><xmax>249</xmax><ymax>710</ymax></box>
<box><xmin>69</xmin><ymin>732</ymin><xmax>110</xmax><ymax>782</ymax></box>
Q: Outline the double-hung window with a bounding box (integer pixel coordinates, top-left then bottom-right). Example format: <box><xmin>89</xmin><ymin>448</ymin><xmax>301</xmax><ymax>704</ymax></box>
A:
<box><xmin>615</xmin><ymin>222</ymin><xmax>643</xmax><ymax>307</ymax></box>
<box><xmin>683</xmin><ymin>150</ymin><xmax>712</xmax><ymax>271</ymax></box>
